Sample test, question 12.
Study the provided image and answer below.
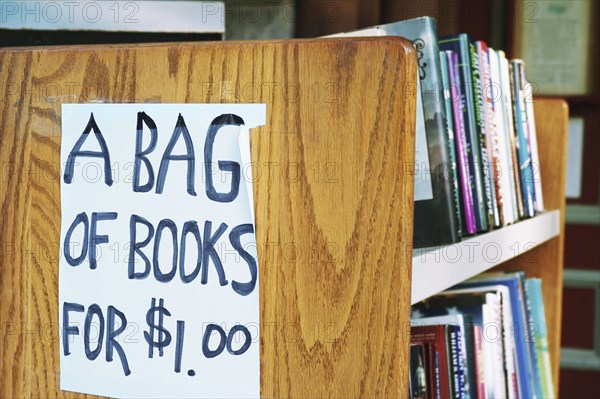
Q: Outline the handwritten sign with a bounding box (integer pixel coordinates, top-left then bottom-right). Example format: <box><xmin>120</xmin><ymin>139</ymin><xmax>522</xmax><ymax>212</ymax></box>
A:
<box><xmin>59</xmin><ymin>104</ymin><xmax>266</xmax><ymax>398</ymax></box>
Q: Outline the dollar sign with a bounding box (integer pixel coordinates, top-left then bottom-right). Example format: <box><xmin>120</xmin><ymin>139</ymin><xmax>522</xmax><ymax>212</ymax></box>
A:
<box><xmin>144</xmin><ymin>297</ymin><xmax>172</xmax><ymax>358</ymax></box>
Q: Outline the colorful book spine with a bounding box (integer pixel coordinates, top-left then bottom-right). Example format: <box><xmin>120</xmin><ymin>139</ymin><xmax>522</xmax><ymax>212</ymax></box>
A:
<box><xmin>412</xmin><ymin>325</ymin><xmax>452</xmax><ymax>398</ymax></box>
<box><xmin>526</xmin><ymin>278</ymin><xmax>555</xmax><ymax>398</ymax></box>
<box><xmin>439</xmin><ymin>51</ymin><xmax>463</xmax><ymax>237</ymax></box>
<box><xmin>510</xmin><ymin>60</ymin><xmax>536</xmax><ymax>217</ymax></box>
<box><xmin>439</xmin><ymin>34</ymin><xmax>488</xmax><ymax>232</ymax></box>
<box><xmin>523</xmin><ymin>78</ymin><xmax>545</xmax><ymax>212</ymax></box>
<box><xmin>477</xmin><ymin>41</ymin><xmax>503</xmax><ymax>227</ymax></box>
<box><xmin>473</xmin><ymin>325</ymin><xmax>486</xmax><ymax>399</ymax></box>
<box><xmin>448</xmin><ymin>326</ymin><xmax>461</xmax><ymax>398</ymax></box>
<box><xmin>453</xmin><ymin>327</ymin><xmax>466</xmax><ymax>398</ymax></box>
<box><xmin>447</xmin><ymin>50</ymin><xmax>476</xmax><ymax>235</ymax></box>
<box><xmin>470</xmin><ymin>42</ymin><xmax>496</xmax><ymax>230</ymax></box>
<box><xmin>523</xmin><ymin>278</ymin><xmax>544</xmax><ymax>398</ymax></box>
<box><xmin>490</xmin><ymin>49</ymin><xmax>517</xmax><ymax>225</ymax></box>
<box><xmin>499</xmin><ymin>52</ymin><xmax>525</xmax><ymax>219</ymax></box>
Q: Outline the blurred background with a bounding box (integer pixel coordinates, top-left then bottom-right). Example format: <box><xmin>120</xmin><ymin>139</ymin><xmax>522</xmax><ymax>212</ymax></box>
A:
<box><xmin>1</xmin><ymin>0</ymin><xmax>598</xmax><ymax>397</ymax></box>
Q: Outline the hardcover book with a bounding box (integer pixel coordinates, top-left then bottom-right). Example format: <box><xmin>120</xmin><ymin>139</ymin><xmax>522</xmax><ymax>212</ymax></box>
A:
<box><xmin>439</xmin><ymin>34</ymin><xmax>488</xmax><ymax>232</ymax></box>
<box><xmin>471</xmin><ymin>41</ymin><xmax>498</xmax><ymax>229</ymax></box>
<box><xmin>476</xmin><ymin>41</ymin><xmax>503</xmax><ymax>227</ymax></box>
<box><xmin>523</xmin><ymin>78</ymin><xmax>545</xmax><ymax>212</ymax></box>
<box><xmin>446</xmin><ymin>50</ymin><xmax>476</xmax><ymax>235</ymax></box>
<box><xmin>510</xmin><ymin>60</ymin><xmax>536</xmax><ymax>218</ymax></box>
<box><xmin>411</xmin><ymin>325</ymin><xmax>453</xmax><ymax>398</ymax></box>
<box><xmin>439</xmin><ymin>51</ymin><xmax>463</xmax><ymax>237</ymax></box>
<box><xmin>523</xmin><ymin>277</ymin><xmax>544</xmax><ymax>398</ymax></box>
<box><xmin>488</xmin><ymin>49</ymin><xmax>517</xmax><ymax>225</ymax></box>
<box><xmin>410</xmin><ymin>344</ymin><xmax>430</xmax><ymax>399</ymax></box>
<box><xmin>412</xmin><ymin>314</ymin><xmax>475</xmax><ymax>399</ymax></box>
<box><xmin>499</xmin><ymin>51</ymin><xmax>525</xmax><ymax>219</ymax></box>
<box><xmin>526</xmin><ymin>279</ymin><xmax>554</xmax><ymax>398</ymax></box>
<box><xmin>447</xmin><ymin>325</ymin><xmax>463</xmax><ymax>399</ymax></box>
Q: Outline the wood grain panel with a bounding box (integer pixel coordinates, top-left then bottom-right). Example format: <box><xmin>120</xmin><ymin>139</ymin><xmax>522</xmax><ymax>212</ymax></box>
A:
<box><xmin>495</xmin><ymin>98</ymin><xmax>569</xmax><ymax>396</ymax></box>
<box><xmin>0</xmin><ymin>38</ymin><xmax>417</xmax><ymax>398</ymax></box>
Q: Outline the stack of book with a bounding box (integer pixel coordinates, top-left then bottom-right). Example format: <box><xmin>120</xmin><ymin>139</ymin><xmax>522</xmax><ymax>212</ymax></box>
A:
<box><xmin>328</xmin><ymin>17</ymin><xmax>544</xmax><ymax>248</ymax></box>
<box><xmin>410</xmin><ymin>272</ymin><xmax>554</xmax><ymax>399</ymax></box>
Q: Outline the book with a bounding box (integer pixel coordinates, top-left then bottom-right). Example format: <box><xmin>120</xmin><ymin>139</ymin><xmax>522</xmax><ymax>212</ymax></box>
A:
<box><xmin>411</xmin><ymin>344</ymin><xmax>429</xmax><ymax>399</ymax></box>
<box><xmin>499</xmin><ymin>51</ymin><xmax>525</xmax><ymax>219</ymax></box>
<box><xmin>439</xmin><ymin>51</ymin><xmax>463</xmax><ymax>238</ymax></box>
<box><xmin>412</xmin><ymin>325</ymin><xmax>453</xmax><ymax>398</ymax></box>
<box><xmin>488</xmin><ymin>49</ymin><xmax>517</xmax><ymax>225</ymax></box>
<box><xmin>411</xmin><ymin>314</ymin><xmax>476</xmax><ymax>399</ymax></box>
<box><xmin>510</xmin><ymin>60</ymin><xmax>536</xmax><ymax>218</ymax></box>
<box><xmin>477</xmin><ymin>41</ymin><xmax>504</xmax><ymax>227</ymax></box>
<box><xmin>525</xmin><ymin>278</ymin><xmax>554</xmax><ymax>398</ymax></box>
<box><xmin>523</xmin><ymin>77</ymin><xmax>545</xmax><ymax>212</ymax></box>
<box><xmin>472</xmin><ymin>325</ymin><xmax>486</xmax><ymax>399</ymax></box>
<box><xmin>439</xmin><ymin>34</ymin><xmax>488</xmax><ymax>232</ymax></box>
<box><xmin>447</xmin><ymin>324</ymin><xmax>463</xmax><ymax>399</ymax></box>
<box><xmin>446</xmin><ymin>50</ymin><xmax>476</xmax><ymax>235</ymax></box>
<box><xmin>471</xmin><ymin>41</ymin><xmax>498</xmax><ymax>230</ymax></box>
<box><xmin>523</xmin><ymin>277</ymin><xmax>544</xmax><ymax>398</ymax></box>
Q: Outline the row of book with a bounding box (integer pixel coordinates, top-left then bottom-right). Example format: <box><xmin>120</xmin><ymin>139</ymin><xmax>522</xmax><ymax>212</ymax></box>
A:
<box><xmin>438</xmin><ymin>34</ymin><xmax>543</xmax><ymax>239</ymax></box>
<box><xmin>409</xmin><ymin>271</ymin><xmax>553</xmax><ymax>399</ymax></box>
<box><xmin>330</xmin><ymin>17</ymin><xmax>544</xmax><ymax>248</ymax></box>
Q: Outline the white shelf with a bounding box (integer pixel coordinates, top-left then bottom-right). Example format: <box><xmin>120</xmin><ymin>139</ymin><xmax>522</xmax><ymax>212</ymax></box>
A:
<box><xmin>411</xmin><ymin>210</ymin><xmax>561</xmax><ymax>304</ymax></box>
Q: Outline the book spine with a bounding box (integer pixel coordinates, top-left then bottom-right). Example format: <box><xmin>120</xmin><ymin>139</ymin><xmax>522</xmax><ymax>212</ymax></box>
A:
<box><xmin>486</xmin><ymin>293</ymin><xmax>508</xmax><ymax>398</ymax></box>
<box><xmin>499</xmin><ymin>290</ymin><xmax>519</xmax><ymax>399</ymax></box>
<box><xmin>435</xmin><ymin>351</ymin><xmax>441</xmax><ymax>399</ymax></box>
<box><xmin>470</xmin><ymin>42</ymin><xmax>495</xmax><ymax>231</ymax></box>
<box><xmin>462</xmin><ymin>319</ymin><xmax>478</xmax><ymax>399</ymax></box>
<box><xmin>516</xmin><ymin>272</ymin><xmax>538</xmax><ymax>398</ymax></box>
<box><xmin>510</xmin><ymin>60</ymin><xmax>536</xmax><ymax>217</ymax></box>
<box><xmin>523</xmin><ymin>277</ymin><xmax>544</xmax><ymax>398</ymax></box>
<box><xmin>473</xmin><ymin>325</ymin><xmax>486</xmax><ymax>399</ymax></box>
<box><xmin>439</xmin><ymin>52</ymin><xmax>463</xmax><ymax>237</ymax></box>
<box><xmin>454</xmin><ymin>328</ymin><xmax>466</xmax><ymax>399</ymax></box>
<box><xmin>447</xmin><ymin>51</ymin><xmax>476</xmax><ymax>235</ymax></box>
<box><xmin>526</xmin><ymin>279</ymin><xmax>555</xmax><ymax>398</ymax></box>
<box><xmin>427</xmin><ymin>344</ymin><xmax>438</xmax><ymax>399</ymax></box>
<box><xmin>500</xmin><ymin>54</ymin><xmax>525</xmax><ymax>219</ymax></box>
<box><xmin>448</xmin><ymin>328</ymin><xmax>460</xmax><ymax>398</ymax></box>
<box><xmin>479</xmin><ymin>43</ymin><xmax>504</xmax><ymax>227</ymax></box>
<box><xmin>523</xmin><ymin>79</ymin><xmax>544</xmax><ymax>212</ymax></box>
<box><xmin>490</xmin><ymin>49</ymin><xmax>517</xmax><ymax>226</ymax></box>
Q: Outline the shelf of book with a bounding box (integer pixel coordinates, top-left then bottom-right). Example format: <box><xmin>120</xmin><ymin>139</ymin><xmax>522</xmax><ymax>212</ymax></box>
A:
<box><xmin>411</xmin><ymin>210</ymin><xmax>560</xmax><ymax>304</ymax></box>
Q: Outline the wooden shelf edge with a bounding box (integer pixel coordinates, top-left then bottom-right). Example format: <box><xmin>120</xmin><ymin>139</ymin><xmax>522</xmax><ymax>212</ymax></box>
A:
<box><xmin>411</xmin><ymin>210</ymin><xmax>561</xmax><ymax>304</ymax></box>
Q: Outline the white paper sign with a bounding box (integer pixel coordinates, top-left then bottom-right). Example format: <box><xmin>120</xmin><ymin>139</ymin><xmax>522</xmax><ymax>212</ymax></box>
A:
<box><xmin>59</xmin><ymin>104</ymin><xmax>266</xmax><ymax>398</ymax></box>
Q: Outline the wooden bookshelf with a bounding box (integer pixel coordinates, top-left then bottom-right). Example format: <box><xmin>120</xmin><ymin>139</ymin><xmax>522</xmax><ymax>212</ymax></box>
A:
<box><xmin>0</xmin><ymin>38</ymin><xmax>417</xmax><ymax>398</ymax></box>
<box><xmin>0</xmin><ymin>39</ymin><xmax>567</xmax><ymax>398</ymax></box>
